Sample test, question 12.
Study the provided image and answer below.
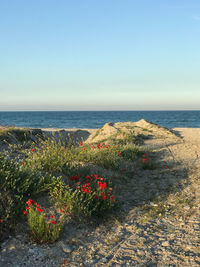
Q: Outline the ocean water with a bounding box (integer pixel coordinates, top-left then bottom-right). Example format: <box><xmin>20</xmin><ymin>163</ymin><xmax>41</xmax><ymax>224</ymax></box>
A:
<box><xmin>0</xmin><ymin>111</ymin><xmax>200</xmax><ymax>129</ymax></box>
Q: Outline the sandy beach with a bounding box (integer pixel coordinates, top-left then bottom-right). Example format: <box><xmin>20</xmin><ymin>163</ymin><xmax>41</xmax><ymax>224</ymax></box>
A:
<box><xmin>0</xmin><ymin>121</ymin><xmax>200</xmax><ymax>266</ymax></box>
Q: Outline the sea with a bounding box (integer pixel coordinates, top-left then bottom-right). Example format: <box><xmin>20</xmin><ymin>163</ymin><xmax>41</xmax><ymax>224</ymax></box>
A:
<box><xmin>0</xmin><ymin>111</ymin><xmax>200</xmax><ymax>129</ymax></box>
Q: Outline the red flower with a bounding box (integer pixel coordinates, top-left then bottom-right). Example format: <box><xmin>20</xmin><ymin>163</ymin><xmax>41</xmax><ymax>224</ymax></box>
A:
<box><xmin>37</xmin><ymin>208</ymin><xmax>43</xmax><ymax>212</ymax></box>
<box><xmin>51</xmin><ymin>220</ymin><xmax>56</xmax><ymax>225</ymax></box>
<box><xmin>23</xmin><ymin>211</ymin><xmax>28</xmax><ymax>215</ymax></box>
<box><xmin>80</xmin><ymin>142</ymin><xmax>83</xmax><ymax>146</ymax></box>
<box><xmin>37</xmin><ymin>204</ymin><xmax>40</xmax><ymax>207</ymax></box>
<box><xmin>98</xmin><ymin>182</ymin><xmax>107</xmax><ymax>190</ymax></box>
<box><xmin>25</xmin><ymin>207</ymin><xmax>30</xmax><ymax>210</ymax></box>
<box><xmin>44</xmin><ymin>215</ymin><xmax>47</xmax><ymax>218</ymax></box>
<box><xmin>165</xmin><ymin>166</ymin><xmax>168</xmax><ymax>169</ymax></box>
<box><xmin>50</xmin><ymin>215</ymin><xmax>53</xmax><ymax>218</ymax></box>
<box><xmin>103</xmin><ymin>195</ymin><xmax>106</xmax><ymax>200</ymax></box>
<box><xmin>32</xmin><ymin>149</ymin><xmax>35</xmax><ymax>152</ymax></box>
<box><xmin>110</xmin><ymin>196</ymin><xmax>114</xmax><ymax>201</ymax></box>
<box><xmin>21</xmin><ymin>162</ymin><xmax>25</xmax><ymax>165</ymax></box>
<box><xmin>69</xmin><ymin>174</ymin><xmax>81</xmax><ymax>181</ymax></box>
<box><xmin>97</xmin><ymin>143</ymin><xmax>101</xmax><ymax>147</ymax></box>
<box><xmin>117</xmin><ymin>152</ymin><xmax>121</xmax><ymax>155</ymax></box>
<box><xmin>26</xmin><ymin>199</ymin><xmax>33</xmax><ymax>206</ymax></box>
<box><xmin>82</xmin><ymin>188</ymin><xmax>89</xmax><ymax>193</ymax></box>
<box><xmin>60</xmin><ymin>209</ymin><xmax>65</xmax><ymax>213</ymax></box>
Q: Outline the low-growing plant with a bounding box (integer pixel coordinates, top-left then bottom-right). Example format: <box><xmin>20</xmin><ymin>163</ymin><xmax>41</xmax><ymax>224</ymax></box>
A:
<box><xmin>0</xmin><ymin>127</ymin><xmax>44</xmax><ymax>148</ymax></box>
<box><xmin>120</xmin><ymin>144</ymin><xmax>142</xmax><ymax>161</ymax></box>
<box><xmin>141</xmin><ymin>153</ymin><xmax>157</xmax><ymax>170</ymax></box>
<box><xmin>109</xmin><ymin>132</ymin><xmax>135</xmax><ymax>146</ymax></box>
<box><xmin>62</xmin><ymin>163</ymin><xmax>91</xmax><ymax>178</ymax></box>
<box><xmin>25</xmin><ymin>138</ymin><xmax>75</xmax><ymax>173</ymax></box>
<box><xmin>75</xmin><ymin>142</ymin><xmax>123</xmax><ymax>170</ymax></box>
<box><xmin>50</xmin><ymin>174</ymin><xmax>115</xmax><ymax>217</ymax></box>
<box><xmin>75</xmin><ymin>142</ymin><xmax>142</xmax><ymax>170</ymax></box>
<box><xmin>0</xmin><ymin>153</ymin><xmax>56</xmax><ymax>231</ymax></box>
<box><xmin>25</xmin><ymin>138</ymin><xmax>141</xmax><ymax>175</ymax></box>
<box><xmin>24</xmin><ymin>199</ymin><xmax>66</xmax><ymax>243</ymax></box>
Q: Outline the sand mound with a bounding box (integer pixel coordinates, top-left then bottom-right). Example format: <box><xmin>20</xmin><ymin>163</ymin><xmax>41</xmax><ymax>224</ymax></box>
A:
<box><xmin>86</xmin><ymin>119</ymin><xmax>180</xmax><ymax>144</ymax></box>
<box><xmin>42</xmin><ymin>129</ymin><xmax>92</xmax><ymax>145</ymax></box>
<box><xmin>0</xmin><ymin>120</ymin><xmax>180</xmax><ymax>150</ymax></box>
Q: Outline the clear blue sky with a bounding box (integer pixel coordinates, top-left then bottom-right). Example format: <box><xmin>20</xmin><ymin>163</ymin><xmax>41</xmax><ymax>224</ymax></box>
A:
<box><xmin>0</xmin><ymin>0</ymin><xmax>200</xmax><ymax>111</ymax></box>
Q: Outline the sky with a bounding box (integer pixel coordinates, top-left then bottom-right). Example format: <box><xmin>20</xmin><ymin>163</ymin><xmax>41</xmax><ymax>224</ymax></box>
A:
<box><xmin>0</xmin><ymin>0</ymin><xmax>200</xmax><ymax>111</ymax></box>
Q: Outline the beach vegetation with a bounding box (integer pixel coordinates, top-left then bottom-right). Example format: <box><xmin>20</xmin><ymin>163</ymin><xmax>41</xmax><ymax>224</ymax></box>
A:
<box><xmin>25</xmin><ymin>138</ymin><xmax>74</xmax><ymax>173</ymax></box>
<box><xmin>0</xmin><ymin>153</ymin><xmax>58</xmax><ymax>237</ymax></box>
<box><xmin>24</xmin><ymin>199</ymin><xmax>66</xmax><ymax>243</ymax></box>
<box><xmin>0</xmin><ymin>124</ymin><xmax>172</xmax><ymax>244</ymax></box>
<box><xmin>0</xmin><ymin>127</ymin><xmax>43</xmax><ymax>143</ymax></box>
<box><xmin>50</xmin><ymin>174</ymin><xmax>115</xmax><ymax>217</ymax></box>
<box><xmin>140</xmin><ymin>153</ymin><xmax>157</xmax><ymax>169</ymax></box>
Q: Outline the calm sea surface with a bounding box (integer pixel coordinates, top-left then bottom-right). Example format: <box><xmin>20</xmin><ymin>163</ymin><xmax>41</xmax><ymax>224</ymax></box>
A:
<box><xmin>0</xmin><ymin>111</ymin><xmax>200</xmax><ymax>129</ymax></box>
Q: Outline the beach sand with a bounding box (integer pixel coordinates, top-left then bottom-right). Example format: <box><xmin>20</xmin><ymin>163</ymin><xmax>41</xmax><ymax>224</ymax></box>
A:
<box><xmin>0</xmin><ymin>121</ymin><xmax>200</xmax><ymax>266</ymax></box>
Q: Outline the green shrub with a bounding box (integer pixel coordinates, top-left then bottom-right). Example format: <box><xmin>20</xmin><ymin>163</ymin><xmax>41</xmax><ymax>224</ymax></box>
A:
<box><xmin>109</xmin><ymin>132</ymin><xmax>135</xmax><ymax>145</ymax></box>
<box><xmin>0</xmin><ymin>127</ymin><xmax>44</xmax><ymax>145</ymax></box>
<box><xmin>50</xmin><ymin>174</ymin><xmax>115</xmax><ymax>217</ymax></box>
<box><xmin>141</xmin><ymin>153</ymin><xmax>157</xmax><ymax>169</ymax></box>
<box><xmin>24</xmin><ymin>199</ymin><xmax>65</xmax><ymax>243</ymax></box>
<box><xmin>120</xmin><ymin>144</ymin><xmax>142</xmax><ymax>161</ymax></box>
<box><xmin>74</xmin><ymin>142</ymin><xmax>142</xmax><ymax>170</ymax></box>
<box><xmin>0</xmin><ymin>154</ymin><xmax>54</xmax><ymax>231</ymax></box>
<box><xmin>25</xmin><ymin>138</ymin><xmax>75</xmax><ymax>173</ymax></box>
<box><xmin>75</xmin><ymin>143</ymin><xmax>123</xmax><ymax>169</ymax></box>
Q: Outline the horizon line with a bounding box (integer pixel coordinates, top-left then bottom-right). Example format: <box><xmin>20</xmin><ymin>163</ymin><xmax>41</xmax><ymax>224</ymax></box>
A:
<box><xmin>0</xmin><ymin>109</ymin><xmax>200</xmax><ymax>112</ymax></box>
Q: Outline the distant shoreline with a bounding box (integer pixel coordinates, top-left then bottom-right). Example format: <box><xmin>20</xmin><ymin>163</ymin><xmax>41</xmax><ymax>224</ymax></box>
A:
<box><xmin>1</xmin><ymin>125</ymin><xmax>200</xmax><ymax>132</ymax></box>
